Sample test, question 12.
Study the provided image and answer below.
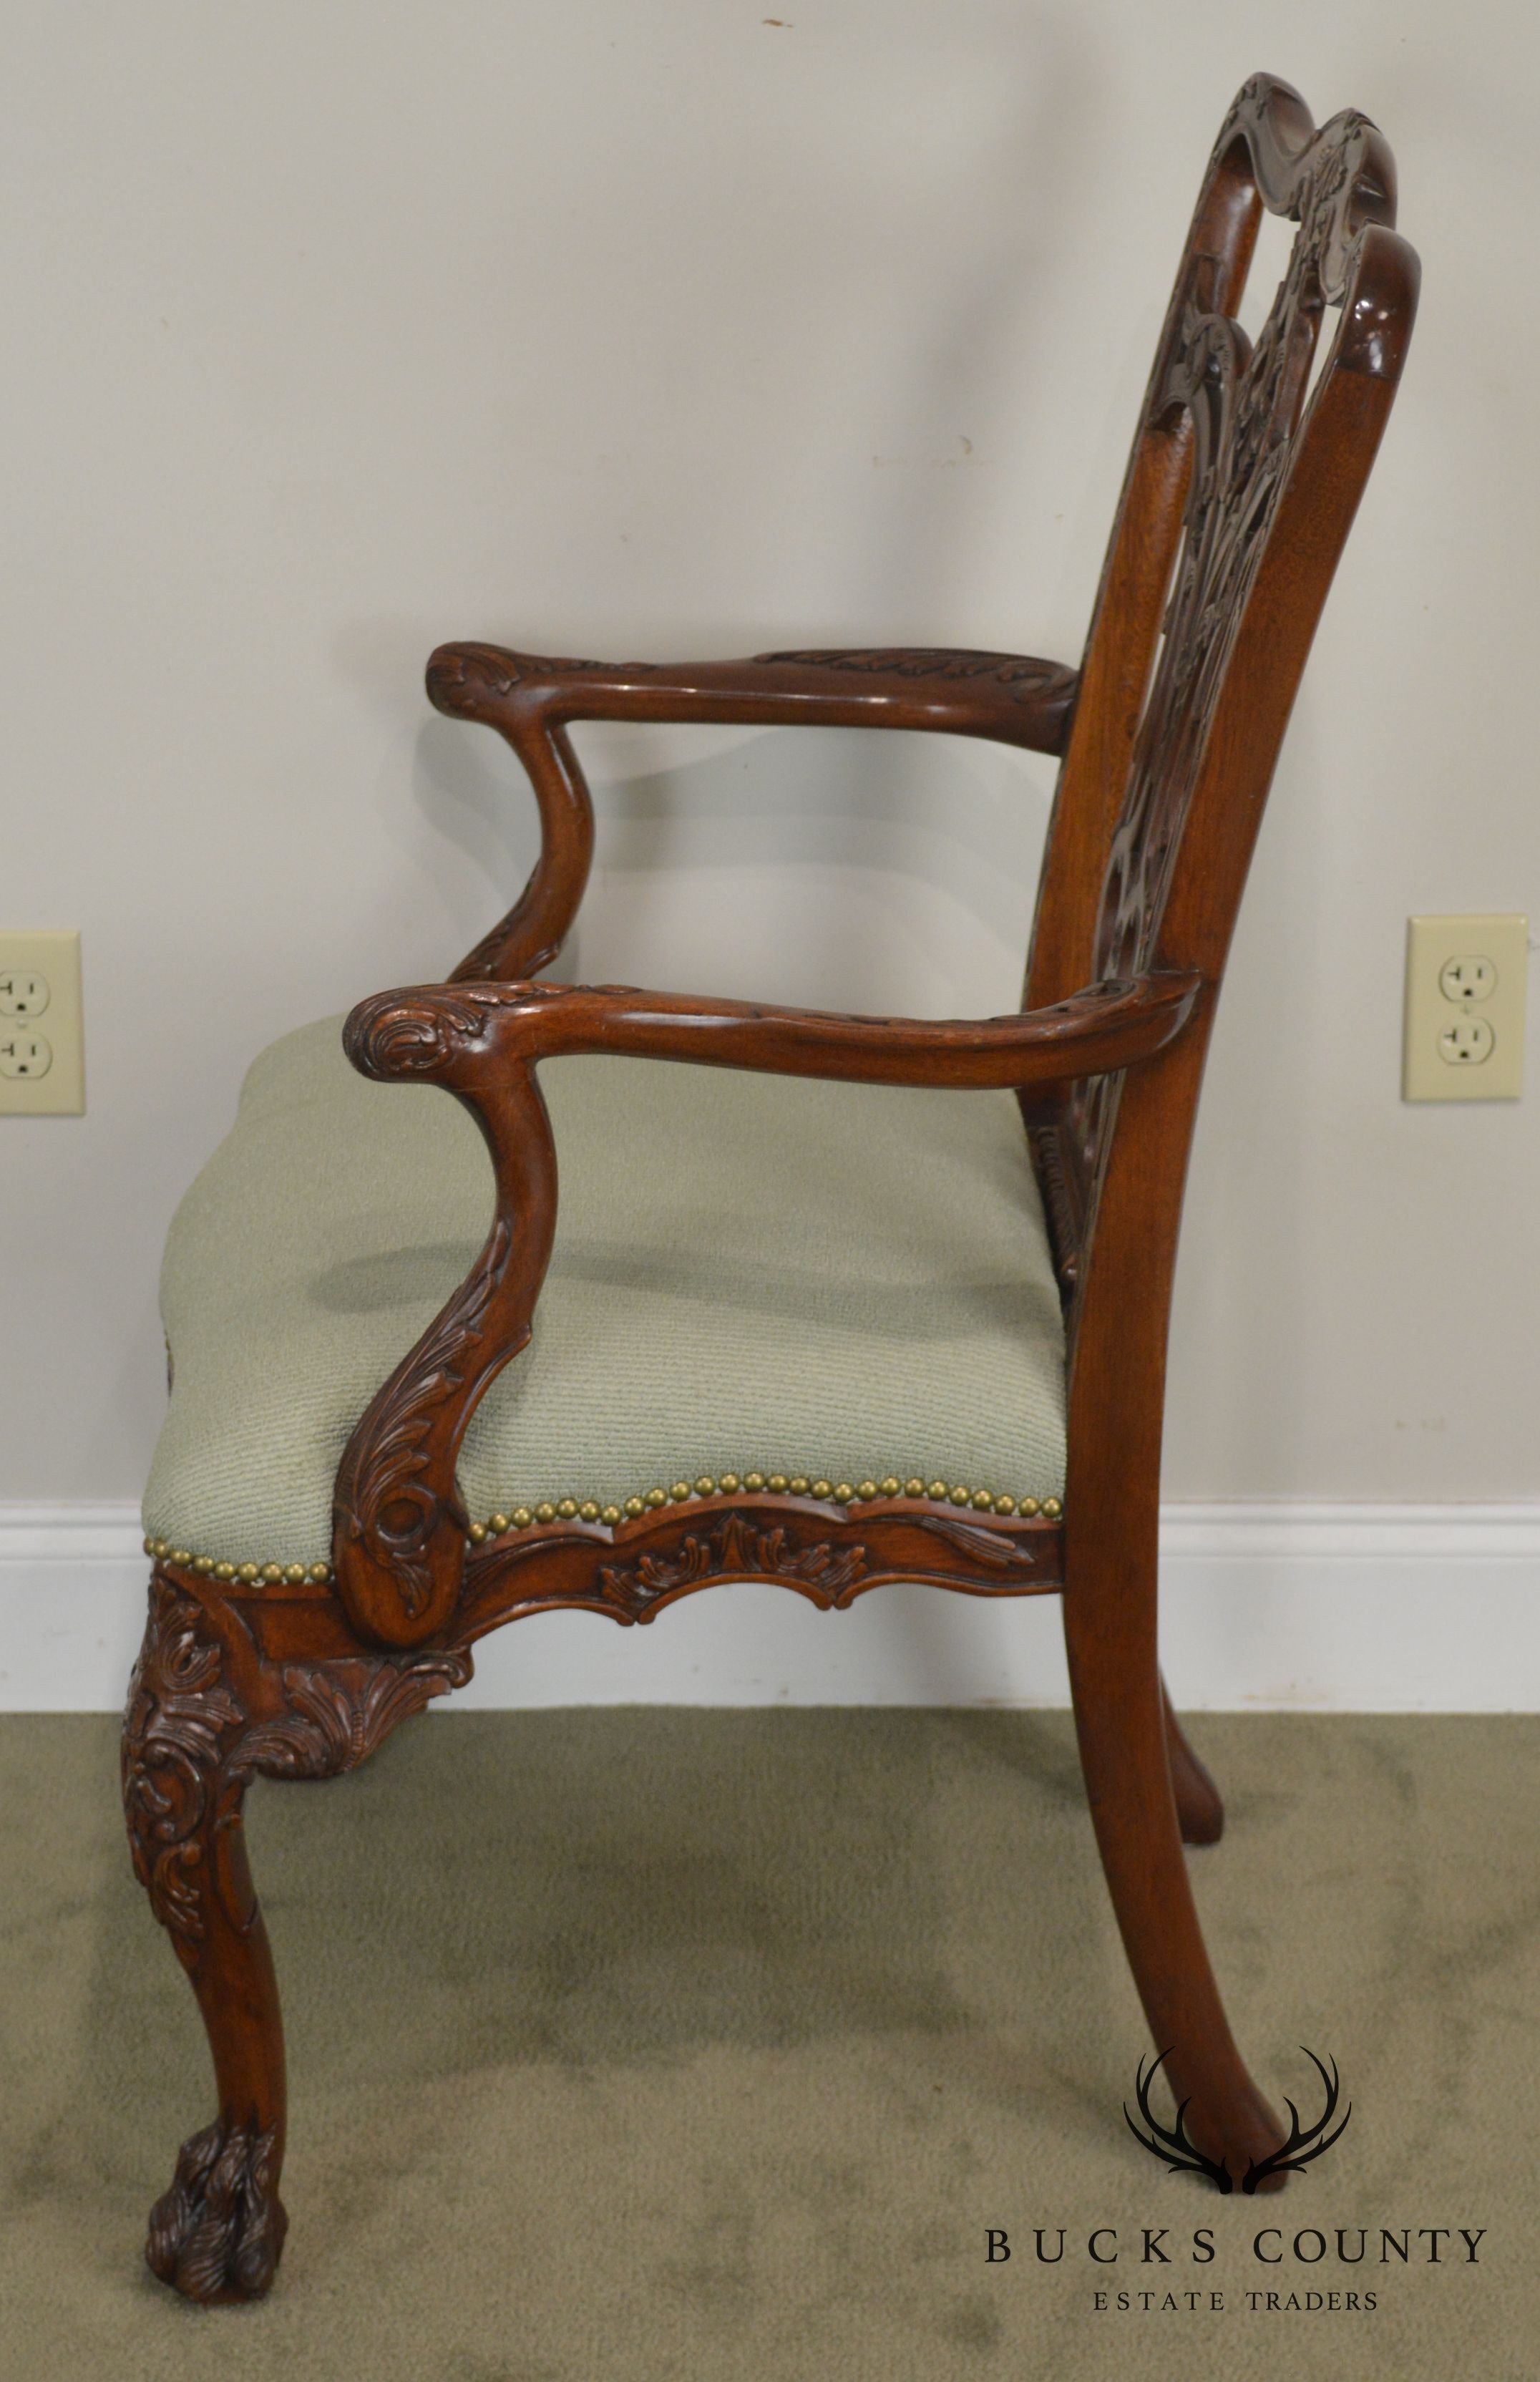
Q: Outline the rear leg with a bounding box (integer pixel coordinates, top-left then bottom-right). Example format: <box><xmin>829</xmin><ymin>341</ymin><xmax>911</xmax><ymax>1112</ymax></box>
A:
<box><xmin>1066</xmin><ymin>1569</ymin><xmax>1282</xmax><ymax>2185</ymax></box>
<box><xmin>1163</xmin><ymin>1676</ymin><xmax>1224</xmax><ymax>1844</ymax></box>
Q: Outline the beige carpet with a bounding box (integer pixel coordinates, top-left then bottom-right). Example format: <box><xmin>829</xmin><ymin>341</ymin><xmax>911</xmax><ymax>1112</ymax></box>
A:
<box><xmin>2</xmin><ymin>1707</ymin><xmax>1536</xmax><ymax>2381</ymax></box>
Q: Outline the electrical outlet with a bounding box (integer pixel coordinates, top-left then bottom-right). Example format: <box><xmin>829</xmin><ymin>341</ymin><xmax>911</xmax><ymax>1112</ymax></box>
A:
<box><xmin>0</xmin><ymin>931</ymin><xmax>84</xmax><ymax>1115</ymax></box>
<box><xmin>1403</xmin><ymin>913</ymin><xmax>1527</xmax><ymax>1102</ymax></box>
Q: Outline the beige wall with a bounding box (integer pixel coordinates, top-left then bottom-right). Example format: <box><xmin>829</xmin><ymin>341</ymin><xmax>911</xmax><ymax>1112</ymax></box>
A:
<box><xmin>4</xmin><ymin>0</ymin><xmax>1535</xmax><ymax>1507</ymax></box>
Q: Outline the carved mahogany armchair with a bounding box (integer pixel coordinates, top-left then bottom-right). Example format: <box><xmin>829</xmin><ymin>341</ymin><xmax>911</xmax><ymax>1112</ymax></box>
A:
<box><xmin>125</xmin><ymin>74</ymin><xmax>1417</xmax><ymax>2300</ymax></box>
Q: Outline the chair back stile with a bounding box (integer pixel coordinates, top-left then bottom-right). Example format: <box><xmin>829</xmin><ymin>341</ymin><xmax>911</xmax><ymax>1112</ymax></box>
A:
<box><xmin>1022</xmin><ymin>77</ymin><xmax>1418</xmax><ymax>1451</ymax></box>
<box><xmin>1024</xmin><ymin>126</ymin><xmax>1261</xmax><ymax>1021</ymax></box>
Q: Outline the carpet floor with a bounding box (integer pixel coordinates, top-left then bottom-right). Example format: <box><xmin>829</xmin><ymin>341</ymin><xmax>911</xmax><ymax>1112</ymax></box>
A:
<box><xmin>2</xmin><ymin>1707</ymin><xmax>1536</xmax><ymax>2381</ymax></box>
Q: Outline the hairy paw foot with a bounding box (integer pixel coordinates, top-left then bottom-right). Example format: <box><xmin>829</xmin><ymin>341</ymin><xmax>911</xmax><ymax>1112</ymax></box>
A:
<box><xmin>146</xmin><ymin>2118</ymin><xmax>288</xmax><ymax>2300</ymax></box>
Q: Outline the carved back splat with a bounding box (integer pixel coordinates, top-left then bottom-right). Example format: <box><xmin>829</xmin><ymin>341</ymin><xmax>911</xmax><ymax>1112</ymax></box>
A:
<box><xmin>1025</xmin><ymin>76</ymin><xmax>1416</xmax><ymax>1306</ymax></box>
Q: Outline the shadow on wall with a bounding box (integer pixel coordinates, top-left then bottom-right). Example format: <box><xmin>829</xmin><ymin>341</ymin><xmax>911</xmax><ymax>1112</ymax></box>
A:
<box><xmin>415</xmin><ymin>711</ymin><xmax>1058</xmax><ymax>1017</ymax></box>
<box><xmin>1164</xmin><ymin>707</ymin><xmax>1328</xmax><ymax>1495</ymax></box>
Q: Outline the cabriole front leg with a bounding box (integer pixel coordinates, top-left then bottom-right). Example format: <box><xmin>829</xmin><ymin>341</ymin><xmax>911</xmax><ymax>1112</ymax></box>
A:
<box><xmin>122</xmin><ymin>1566</ymin><xmax>473</xmax><ymax>2300</ymax></box>
<box><xmin>122</xmin><ymin>1573</ymin><xmax>288</xmax><ymax>2300</ymax></box>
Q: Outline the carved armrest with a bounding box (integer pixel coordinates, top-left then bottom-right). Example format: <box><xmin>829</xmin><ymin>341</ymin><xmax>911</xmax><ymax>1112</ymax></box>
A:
<box><xmin>346</xmin><ymin>971</ymin><xmax>1198</xmax><ymax>1094</ymax></box>
<box><xmin>427</xmin><ymin>641</ymin><xmax>1079</xmax><ymax>752</ymax></box>
<box><xmin>429</xmin><ymin>640</ymin><xmax>1078</xmax><ymax>988</ymax></box>
<box><xmin>330</xmin><ymin>969</ymin><xmax>1199</xmax><ymax>1652</ymax></box>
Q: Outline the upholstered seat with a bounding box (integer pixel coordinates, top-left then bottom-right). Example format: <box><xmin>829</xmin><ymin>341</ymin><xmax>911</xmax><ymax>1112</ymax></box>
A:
<box><xmin>143</xmin><ymin>1013</ymin><xmax>1068</xmax><ymax>1575</ymax></box>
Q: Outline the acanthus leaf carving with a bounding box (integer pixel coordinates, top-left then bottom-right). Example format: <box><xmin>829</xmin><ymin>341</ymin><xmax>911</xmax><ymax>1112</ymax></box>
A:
<box><xmin>122</xmin><ymin>1572</ymin><xmax>473</xmax><ymax>1963</ymax></box>
<box><xmin>911</xmin><ymin>1511</ymin><xmax>1039</xmax><ymax>1571</ymax></box>
<box><xmin>597</xmin><ymin>1512</ymin><xmax>868</xmax><ymax>1618</ymax></box>
<box><xmin>451</xmin><ymin>914</ymin><xmax>561</xmax><ymax>988</ymax></box>
<box><xmin>343</xmin><ymin>982</ymin><xmax>571</xmax><ymax>1083</ymax></box>
<box><xmin>123</xmin><ymin>1581</ymin><xmax>245</xmax><ymax>1950</ymax></box>
<box><xmin>426</xmin><ymin>644</ymin><xmax>660</xmax><ymax>719</ymax></box>
<box><xmin>331</xmin><ymin>1214</ymin><xmax>515</xmax><ymax>1621</ymax></box>
<box><xmin>230</xmin><ymin>1646</ymin><xmax>473</xmax><ymax>1784</ymax></box>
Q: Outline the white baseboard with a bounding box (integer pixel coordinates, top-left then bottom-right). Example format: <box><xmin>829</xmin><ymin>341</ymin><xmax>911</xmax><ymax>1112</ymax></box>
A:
<box><xmin>4</xmin><ymin>1499</ymin><xmax>1538</xmax><ymax>1714</ymax></box>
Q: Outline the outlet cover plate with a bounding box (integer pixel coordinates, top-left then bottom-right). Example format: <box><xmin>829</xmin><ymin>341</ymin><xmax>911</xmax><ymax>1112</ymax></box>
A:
<box><xmin>1403</xmin><ymin>913</ymin><xmax>1526</xmax><ymax>1102</ymax></box>
<box><xmin>0</xmin><ymin>930</ymin><xmax>84</xmax><ymax>1115</ymax></box>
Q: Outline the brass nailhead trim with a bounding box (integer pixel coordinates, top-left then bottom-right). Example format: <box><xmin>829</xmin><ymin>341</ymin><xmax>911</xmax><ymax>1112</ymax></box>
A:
<box><xmin>146</xmin><ymin>1474</ymin><xmax>1063</xmax><ymax>1582</ymax></box>
<box><xmin>143</xmin><ymin>1531</ymin><xmax>332</xmax><ymax>1584</ymax></box>
<box><xmin>471</xmin><ymin>1475</ymin><xmax>1062</xmax><ymax>1539</ymax></box>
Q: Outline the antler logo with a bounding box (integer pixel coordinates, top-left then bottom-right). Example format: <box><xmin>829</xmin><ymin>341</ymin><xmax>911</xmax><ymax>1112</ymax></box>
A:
<box><xmin>1124</xmin><ymin>2047</ymin><xmax>1352</xmax><ymax>2194</ymax></box>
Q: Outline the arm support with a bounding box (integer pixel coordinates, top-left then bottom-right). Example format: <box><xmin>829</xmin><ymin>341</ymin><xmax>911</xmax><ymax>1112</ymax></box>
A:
<box><xmin>329</xmin><ymin>968</ymin><xmax>1199</xmax><ymax>1651</ymax></box>
<box><xmin>429</xmin><ymin>639</ymin><xmax>1078</xmax><ymax>986</ymax></box>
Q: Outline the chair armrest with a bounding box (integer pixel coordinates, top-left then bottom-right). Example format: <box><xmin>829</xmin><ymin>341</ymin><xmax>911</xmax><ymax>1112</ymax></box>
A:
<box><xmin>328</xmin><ymin>967</ymin><xmax>1199</xmax><ymax>1653</ymax></box>
<box><xmin>344</xmin><ymin>970</ymin><xmax>1199</xmax><ymax>1096</ymax></box>
<box><xmin>428</xmin><ymin>640</ymin><xmax>1078</xmax><ymax>755</ymax></box>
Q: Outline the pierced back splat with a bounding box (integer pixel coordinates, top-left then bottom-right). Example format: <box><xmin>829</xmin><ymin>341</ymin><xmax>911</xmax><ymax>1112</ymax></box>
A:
<box><xmin>1024</xmin><ymin>76</ymin><xmax>1415</xmax><ymax>1312</ymax></box>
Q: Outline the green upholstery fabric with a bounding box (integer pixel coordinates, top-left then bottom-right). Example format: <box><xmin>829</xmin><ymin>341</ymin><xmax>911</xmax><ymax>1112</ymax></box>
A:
<box><xmin>143</xmin><ymin>1016</ymin><xmax>1068</xmax><ymax>1568</ymax></box>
